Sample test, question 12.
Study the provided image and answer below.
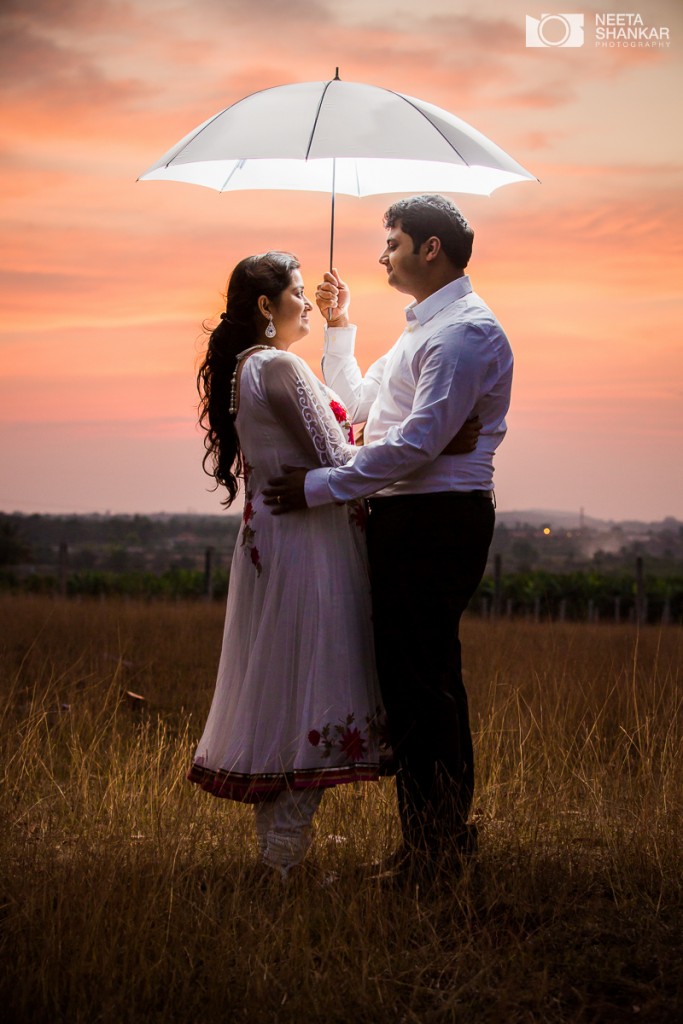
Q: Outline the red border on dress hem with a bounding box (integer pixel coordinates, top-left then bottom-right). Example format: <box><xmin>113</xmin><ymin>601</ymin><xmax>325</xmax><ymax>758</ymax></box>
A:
<box><xmin>187</xmin><ymin>759</ymin><xmax>392</xmax><ymax>804</ymax></box>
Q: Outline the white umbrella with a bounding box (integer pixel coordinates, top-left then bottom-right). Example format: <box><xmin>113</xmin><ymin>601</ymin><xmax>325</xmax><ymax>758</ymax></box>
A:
<box><xmin>139</xmin><ymin>70</ymin><xmax>536</xmax><ymax>266</ymax></box>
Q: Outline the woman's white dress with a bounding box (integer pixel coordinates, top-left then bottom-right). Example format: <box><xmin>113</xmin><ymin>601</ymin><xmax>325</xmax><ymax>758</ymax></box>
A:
<box><xmin>188</xmin><ymin>348</ymin><xmax>390</xmax><ymax>802</ymax></box>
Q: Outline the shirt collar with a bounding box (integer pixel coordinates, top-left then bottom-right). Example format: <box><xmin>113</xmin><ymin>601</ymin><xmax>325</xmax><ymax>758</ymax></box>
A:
<box><xmin>405</xmin><ymin>275</ymin><xmax>472</xmax><ymax>325</ymax></box>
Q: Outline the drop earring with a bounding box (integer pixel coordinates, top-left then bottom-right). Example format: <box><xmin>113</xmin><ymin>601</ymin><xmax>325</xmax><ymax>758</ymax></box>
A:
<box><xmin>265</xmin><ymin>314</ymin><xmax>277</xmax><ymax>339</ymax></box>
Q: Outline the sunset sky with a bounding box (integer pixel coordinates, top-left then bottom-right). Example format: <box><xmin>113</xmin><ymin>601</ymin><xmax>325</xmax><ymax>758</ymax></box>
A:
<box><xmin>1</xmin><ymin>0</ymin><xmax>681</xmax><ymax>522</ymax></box>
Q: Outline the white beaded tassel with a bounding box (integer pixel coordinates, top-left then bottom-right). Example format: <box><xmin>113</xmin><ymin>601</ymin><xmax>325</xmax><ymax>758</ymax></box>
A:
<box><xmin>229</xmin><ymin>345</ymin><xmax>273</xmax><ymax>416</ymax></box>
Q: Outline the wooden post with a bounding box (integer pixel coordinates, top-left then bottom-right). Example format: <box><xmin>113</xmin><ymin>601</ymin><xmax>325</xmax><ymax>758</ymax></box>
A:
<box><xmin>635</xmin><ymin>556</ymin><xmax>645</xmax><ymax>625</ymax></box>
<box><xmin>506</xmin><ymin>597</ymin><xmax>513</xmax><ymax>620</ymax></box>
<box><xmin>493</xmin><ymin>554</ymin><xmax>502</xmax><ymax>619</ymax></box>
<box><xmin>614</xmin><ymin>596</ymin><xmax>621</xmax><ymax>623</ymax></box>
<box><xmin>204</xmin><ymin>547</ymin><xmax>215</xmax><ymax>601</ymax></box>
<box><xmin>662</xmin><ymin>596</ymin><xmax>671</xmax><ymax>625</ymax></box>
<box><xmin>587</xmin><ymin>598</ymin><xmax>594</xmax><ymax>623</ymax></box>
<box><xmin>533</xmin><ymin>595</ymin><xmax>540</xmax><ymax>623</ymax></box>
<box><xmin>480</xmin><ymin>596</ymin><xmax>489</xmax><ymax>619</ymax></box>
<box><xmin>58</xmin><ymin>542</ymin><xmax>68</xmax><ymax>598</ymax></box>
<box><xmin>559</xmin><ymin>598</ymin><xmax>567</xmax><ymax>623</ymax></box>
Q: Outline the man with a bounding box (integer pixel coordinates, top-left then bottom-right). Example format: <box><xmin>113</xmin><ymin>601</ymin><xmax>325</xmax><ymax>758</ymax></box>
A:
<box><xmin>264</xmin><ymin>195</ymin><xmax>513</xmax><ymax>881</ymax></box>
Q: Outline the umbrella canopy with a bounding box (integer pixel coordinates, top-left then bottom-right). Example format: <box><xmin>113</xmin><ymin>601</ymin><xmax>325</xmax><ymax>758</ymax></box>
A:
<box><xmin>139</xmin><ymin>73</ymin><xmax>536</xmax><ymax>271</ymax></box>
<box><xmin>139</xmin><ymin>75</ymin><xmax>535</xmax><ymax>197</ymax></box>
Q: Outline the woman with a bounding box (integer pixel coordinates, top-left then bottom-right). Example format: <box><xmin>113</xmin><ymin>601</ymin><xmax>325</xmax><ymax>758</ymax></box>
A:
<box><xmin>187</xmin><ymin>251</ymin><xmax>388</xmax><ymax>880</ymax></box>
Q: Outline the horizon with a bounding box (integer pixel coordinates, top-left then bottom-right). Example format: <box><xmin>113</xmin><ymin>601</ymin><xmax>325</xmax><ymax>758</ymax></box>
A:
<box><xmin>2</xmin><ymin>505</ymin><xmax>680</xmax><ymax>529</ymax></box>
<box><xmin>1</xmin><ymin>0</ymin><xmax>681</xmax><ymax>521</ymax></box>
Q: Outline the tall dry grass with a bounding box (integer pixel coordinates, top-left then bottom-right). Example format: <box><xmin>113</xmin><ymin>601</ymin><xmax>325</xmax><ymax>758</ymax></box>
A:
<box><xmin>0</xmin><ymin>595</ymin><xmax>681</xmax><ymax>1023</ymax></box>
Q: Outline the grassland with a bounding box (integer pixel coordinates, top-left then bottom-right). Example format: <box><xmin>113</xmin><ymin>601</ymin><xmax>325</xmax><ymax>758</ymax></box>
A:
<box><xmin>0</xmin><ymin>596</ymin><xmax>681</xmax><ymax>1023</ymax></box>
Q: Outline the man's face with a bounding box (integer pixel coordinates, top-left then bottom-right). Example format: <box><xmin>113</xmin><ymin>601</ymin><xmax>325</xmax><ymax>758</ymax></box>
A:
<box><xmin>379</xmin><ymin>224</ymin><xmax>422</xmax><ymax>296</ymax></box>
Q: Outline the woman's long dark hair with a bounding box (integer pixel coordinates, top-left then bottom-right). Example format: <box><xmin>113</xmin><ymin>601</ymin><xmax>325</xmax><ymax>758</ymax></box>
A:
<box><xmin>197</xmin><ymin>251</ymin><xmax>300</xmax><ymax>507</ymax></box>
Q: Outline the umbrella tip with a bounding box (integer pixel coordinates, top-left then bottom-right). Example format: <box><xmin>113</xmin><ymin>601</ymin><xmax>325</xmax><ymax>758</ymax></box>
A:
<box><xmin>334</xmin><ymin>67</ymin><xmax>340</xmax><ymax>80</ymax></box>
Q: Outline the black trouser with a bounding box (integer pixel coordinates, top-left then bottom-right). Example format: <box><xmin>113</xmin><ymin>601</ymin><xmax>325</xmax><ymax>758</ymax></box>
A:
<box><xmin>366</xmin><ymin>491</ymin><xmax>495</xmax><ymax>860</ymax></box>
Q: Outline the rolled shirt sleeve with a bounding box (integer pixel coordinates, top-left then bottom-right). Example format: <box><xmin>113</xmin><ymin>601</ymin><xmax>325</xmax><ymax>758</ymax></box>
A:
<box><xmin>321</xmin><ymin>325</ymin><xmax>389</xmax><ymax>424</ymax></box>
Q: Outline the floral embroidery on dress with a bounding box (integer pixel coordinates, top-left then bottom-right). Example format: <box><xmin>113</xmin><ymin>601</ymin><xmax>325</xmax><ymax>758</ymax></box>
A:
<box><xmin>240</xmin><ymin>460</ymin><xmax>262</xmax><ymax>576</ymax></box>
<box><xmin>295</xmin><ymin>377</ymin><xmax>354</xmax><ymax>469</ymax></box>
<box><xmin>308</xmin><ymin>708</ymin><xmax>389</xmax><ymax>762</ymax></box>
<box><xmin>329</xmin><ymin>398</ymin><xmax>355</xmax><ymax>444</ymax></box>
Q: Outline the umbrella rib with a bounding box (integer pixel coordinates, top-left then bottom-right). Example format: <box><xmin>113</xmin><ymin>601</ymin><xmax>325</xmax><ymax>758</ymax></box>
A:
<box><xmin>305</xmin><ymin>80</ymin><xmax>334</xmax><ymax>161</ymax></box>
<box><xmin>219</xmin><ymin>161</ymin><xmax>244</xmax><ymax>191</ymax></box>
<box><xmin>162</xmin><ymin>83</ymin><xmax>288</xmax><ymax>167</ymax></box>
<box><xmin>386</xmin><ymin>89</ymin><xmax>470</xmax><ymax>166</ymax></box>
<box><xmin>162</xmin><ymin>109</ymin><xmax>228</xmax><ymax>167</ymax></box>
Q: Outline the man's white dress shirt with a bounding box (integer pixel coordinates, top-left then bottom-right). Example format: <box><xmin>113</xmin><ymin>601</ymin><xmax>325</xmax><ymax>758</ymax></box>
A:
<box><xmin>304</xmin><ymin>276</ymin><xmax>513</xmax><ymax>507</ymax></box>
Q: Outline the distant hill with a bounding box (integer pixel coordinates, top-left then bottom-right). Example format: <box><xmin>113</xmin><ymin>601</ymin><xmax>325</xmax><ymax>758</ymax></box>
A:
<box><xmin>3</xmin><ymin>508</ymin><xmax>679</xmax><ymax>529</ymax></box>
<box><xmin>497</xmin><ymin>509</ymin><xmax>601</xmax><ymax>530</ymax></box>
<box><xmin>496</xmin><ymin>510</ymin><xmax>682</xmax><ymax>532</ymax></box>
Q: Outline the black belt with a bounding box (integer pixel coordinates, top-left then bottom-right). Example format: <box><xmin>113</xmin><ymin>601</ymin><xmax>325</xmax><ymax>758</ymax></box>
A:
<box><xmin>367</xmin><ymin>489</ymin><xmax>495</xmax><ymax>506</ymax></box>
<box><xmin>452</xmin><ymin>489</ymin><xmax>494</xmax><ymax>500</ymax></box>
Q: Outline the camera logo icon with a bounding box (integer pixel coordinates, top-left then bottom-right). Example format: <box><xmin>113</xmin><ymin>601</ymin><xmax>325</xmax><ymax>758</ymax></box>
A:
<box><xmin>526</xmin><ymin>13</ymin><xmax>584</xmax><ymax>47</ymax></box>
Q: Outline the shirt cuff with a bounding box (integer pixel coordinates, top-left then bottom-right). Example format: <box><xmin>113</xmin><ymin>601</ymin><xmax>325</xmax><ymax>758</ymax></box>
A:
<box><xmin>304</xmin><ymin>467</ymin><xmax>335</xmax><ymax>507</ymax></box>
<box><xmin>323</xmin><ymin>324</ymin><xmax>357</xmax><ymax>355</ymax></box>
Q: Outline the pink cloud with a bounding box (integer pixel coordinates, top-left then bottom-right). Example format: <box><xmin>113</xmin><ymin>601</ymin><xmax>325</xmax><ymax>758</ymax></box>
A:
<box><xmin>0</xmin><ymin>371</ymin><xmax>193</xmax><ymax>424</ymax></box>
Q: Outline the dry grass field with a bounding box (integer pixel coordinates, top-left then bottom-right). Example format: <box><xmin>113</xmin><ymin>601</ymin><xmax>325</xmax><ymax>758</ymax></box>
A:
<box><xmin>0</xmin><ymin>595</ymin><xmax>681</xmax><ymax>1023</ymax></box>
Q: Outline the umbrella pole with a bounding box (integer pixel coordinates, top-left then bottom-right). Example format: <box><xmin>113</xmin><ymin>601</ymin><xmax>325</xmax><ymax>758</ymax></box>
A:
<box><xmin>329</xmin><ymin>157</ymin><xmax>336</xmax><ymax>273</ymax></box>
<box><xmin>327</xmin><ymin>157</ymin><xmax>336</xmax><ymax>320</ymax></box>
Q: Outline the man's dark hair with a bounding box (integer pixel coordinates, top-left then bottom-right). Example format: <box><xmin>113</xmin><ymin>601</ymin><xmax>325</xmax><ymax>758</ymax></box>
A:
<box><xmin>383</xmin><ymin>194</ymin><xmax>474</xmax><ymax>269</ymax></box>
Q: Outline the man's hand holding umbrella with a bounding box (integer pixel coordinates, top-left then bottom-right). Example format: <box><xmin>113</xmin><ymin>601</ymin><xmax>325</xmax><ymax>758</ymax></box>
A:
<box><xmin>317</xmin><ymin>269</ymin><xmax>351</xmax><ymax>327</ymax></box>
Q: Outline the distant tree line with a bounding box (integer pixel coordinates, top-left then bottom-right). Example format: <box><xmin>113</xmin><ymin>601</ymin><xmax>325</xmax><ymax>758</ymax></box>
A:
<box><xmin>1</xmin><ymin>512</ymin><xmax>682</xmax><ymax>623</ymax></box>
<box><xmin>0</xmin><ymin>512</ymin><xmax>240</xmax><ymax>575</ymax></box>
<box><xmin>475</xmin><ymin>568</ymin><xmax>682</xmax><ymax>624</ymax></box>
<box><xmin>0</xmin><ymin>567</ymin><xmax>231</xmax><ymax>601</ymax></box>
<box><xmin>1</xmin><ymin>561</ymin><xmax>681</xmax><ymax>624</ymax></box>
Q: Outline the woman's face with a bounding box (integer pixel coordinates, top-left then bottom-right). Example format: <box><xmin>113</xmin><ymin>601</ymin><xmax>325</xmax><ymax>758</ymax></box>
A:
<box><xmin>268</xmin><ymin>270</ymin><xmax>313</xmax><ymax>345</ymax></box>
